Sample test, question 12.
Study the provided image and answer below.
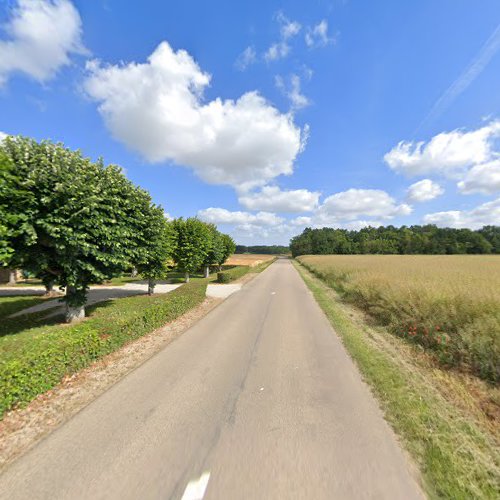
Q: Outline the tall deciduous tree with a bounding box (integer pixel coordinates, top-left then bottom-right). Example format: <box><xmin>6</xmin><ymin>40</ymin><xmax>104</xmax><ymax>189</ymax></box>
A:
<box><xmin>202</xmin><ymin>224</ymin><xmax>223</xmax><ymax>278</ymax></box>
<box><xmin>217</xmin><ymin>233</ymin><xmax>236</xmax><ymax>271</ymax></box>
<box><xmin>0</xmin><ymin>148</ymin><xmax>34</xmax><ymax>271</ymax></box>
<box><xmin>136</xmin><ymin>209</ymin><xmax>176</xmax><ymax>294</ymax></box>
<box><xmin>1</xmin><ymin>137</ymin><xmax>148</xmax><ymax>322</ymax></box>
<box><xmin>172</xmin><ymin>218</ymin><xmax>211</xmax><ymax>282</ymax></box>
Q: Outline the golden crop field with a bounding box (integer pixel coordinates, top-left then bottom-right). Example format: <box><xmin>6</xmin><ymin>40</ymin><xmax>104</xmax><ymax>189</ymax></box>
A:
<box><xmin>298</xmin><ymin>255</ymin><xmax>500</xmax><ymax>382</ymax></box>
<box><xmin>226</xmin><ymin>254</ymin><xmax>275</xmax><ymax>267</ymax></box>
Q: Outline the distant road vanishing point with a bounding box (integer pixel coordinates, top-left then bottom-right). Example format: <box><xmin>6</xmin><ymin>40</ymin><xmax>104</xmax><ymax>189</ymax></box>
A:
<box><xmin>0</xmin><ymin>258</ymin><xmax>423</xmax><ymax>499</ymax></box>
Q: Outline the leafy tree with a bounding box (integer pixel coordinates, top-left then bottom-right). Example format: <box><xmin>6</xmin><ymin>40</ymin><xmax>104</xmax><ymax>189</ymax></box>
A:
<box><xmin>172</xmin><ymin>218</ymin><xmax>211</xmax><ymax>282</ymax></box>
<box><xmin>290</xmin><ymin>224</ymin><xmax>497</xmax><ymax>257</ymax></box>
<box><xmin>202</xmin><ymin>224</ymin><xmax>223</xmax><ymax>278</ymax></box>
<box><xmin>1</xmin><ymin>137</ymin><xmax>149</xmax><ymax>322</ymax></box>
<box><xmin>0</xmin><ymin>148</ymin><xmax>34</xmax><ymax>277</ymax></box>
<box><xmin>136</xmin><ymin>209</ymin><xmax>176</xmax><ymax>294</ymax></box>
<box><xmin>217</xmin><ymin>233</ymin><xmax>236</xmax><ymax>270</ymax></box>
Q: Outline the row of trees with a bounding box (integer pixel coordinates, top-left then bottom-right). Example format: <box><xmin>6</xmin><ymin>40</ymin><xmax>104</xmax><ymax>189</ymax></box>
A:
<box><xmin>290</xmin><ymin>225</ymin><xmax>500</xmax><ymax>257</ymax></box>
<box><xmin>0</xmin><ymin>137</ymin><xmax>235</xmax><ymax>322</ymax></box>
<box><xmin>235</xmin><ymin>245</ymin><xmax>289</xmax><ymax>255</ymax></box>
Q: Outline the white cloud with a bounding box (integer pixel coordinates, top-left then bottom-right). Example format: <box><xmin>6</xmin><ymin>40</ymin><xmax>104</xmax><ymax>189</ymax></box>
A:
<box><xmin>84</xmin><ymin>42</ymin><xmax>306</xmax><ymax>190</ymax></box>
<box><xmin>423</xmin><ymin>198</ymin><xmax>500</xmax><ymax>229</ymax></box>
<box><xmin>457</xmin><ymin>159</ymin><xmax>500</xmax><ymax>195</ymax></box>
<box><xmin>0</xmin><ymin>0</ymin><xmax>86</xmax><ymax>86</ymax></box>
<box><xmin>198</xmin><ymin>207</ymin><xmax>284</xmax><ymax>226</ymax></box>
<box><xmin>275</xmin><ymin>74</ymin><xmax>310</xmax><ymax>110</ymax></box>
<box><xmin>264</xmin><ymin>12</ymin><xmax>301</xmax><ymax>62</ymax></box>
<box><xmin>278</xmin><ymin>12</ymin><xmax>301</xmax><ymax>40</ymax></box>
<box><xmin>264</xmin><ymin>42</ymin><xmax>290</xmax><ymax>62</ymax></box>
<box><xmin>238</xmin><ymin>186</ymin><xmax>320</xmax><ymax>213</ymax></box>
<box><xmin>305</xmin><ymin>20</ymin><xmax>335</xmax><ymax>48</ymax></box>
<box><xmin>290</xmin><ymin>216</ymin><xmax>312</xmax><ymax>226</ymax></box>
<box><xmin>384</xmin><ymin>121</ymin><xmax>500</xmax><ymax>178</ymax></box>
<box><xmin>406</xmin><ymin>179</ymin><xmax>444</xmax><ymax>202</ymax></box>
<box><xmin>317</xmin><ymin>189</ymin><xmax>412</xmax><ymax>222</ymax></box>
<box><xmin>235</xmin><ymin>46</ymin><xmax>256</xmax><ymax>71</ymax></box>
<box><xmin>0</xmin><ymin>132</ymin><xmax>7</xmax><ymax>142</ymax></box>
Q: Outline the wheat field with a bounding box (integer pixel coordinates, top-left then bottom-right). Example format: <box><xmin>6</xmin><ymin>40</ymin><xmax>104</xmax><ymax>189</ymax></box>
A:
<box><xmin>298</xmin><ymin>255</ymin><xmax>500</xmax><ymax>382</ymax></box>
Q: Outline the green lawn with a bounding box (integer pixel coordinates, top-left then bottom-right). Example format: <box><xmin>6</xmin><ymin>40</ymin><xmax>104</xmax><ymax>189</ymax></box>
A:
<box><xmin>0</xmin><ymin>296</ymin><xmax>47</xmax><ymax>319</ymax></box>
<box><xmin>294</xmin><ymin>260</ymin><xmax>500</xmax><ymax>499</ymax></box>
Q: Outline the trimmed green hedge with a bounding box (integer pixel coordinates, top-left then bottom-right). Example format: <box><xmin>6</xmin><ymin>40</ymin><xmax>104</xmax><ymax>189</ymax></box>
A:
<box><xmin>217</xmin><ymin>266</ymin><xmax>250</xmax><ymax>283</ymax></box>
<box><xmin>0</xmin><ymin>282</ymin><xmax>206</xmax><ymax>417</ymax></box>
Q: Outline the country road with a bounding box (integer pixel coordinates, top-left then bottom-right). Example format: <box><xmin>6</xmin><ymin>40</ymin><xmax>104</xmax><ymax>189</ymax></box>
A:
<box><xmin>0</xmin><ymin>258</ymin><xmax>423</xmax><ymax>499</ymax></box>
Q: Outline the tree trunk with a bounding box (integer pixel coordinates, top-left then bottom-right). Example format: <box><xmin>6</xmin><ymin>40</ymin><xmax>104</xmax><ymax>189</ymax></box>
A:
<box><xmin>65</xmin><ymin>286</ymin><xmax>85</xmax><ymax>323</ymax></box>
<box><xmin>131</xmin><ymin>267</ymin><xmax>138</xmax><ymax>278</ymax></box>
<box><xmin>44</xmin><ymin>280</ymin><xmax>57</xmax><ymax>297</ymax></box>
<box><xmin>148</xmin><ymin>279</ymin><xmax>155</xmax><ymax>295</ymax></box>
<box><xmin>185</xmin><ymin>272</ymin><xmax>190</xmax><ymax>283</ymax></box>
<box><xmin>8</xmin><ymin>270</ymin><xmax>16</xmax><ymax>285</ymax></box>
<box><xmin>204</xmin><ymin>266</ymin><xmax>210</xmax><ymax>278</ymax></box>
<box><xmin>65</xmin><ymin>304</ymin><xmax>85</xmax><ymax>323</ymax></box>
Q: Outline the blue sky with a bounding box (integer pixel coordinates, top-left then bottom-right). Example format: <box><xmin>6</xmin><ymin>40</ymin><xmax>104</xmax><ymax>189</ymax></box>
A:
<box><xmin>1</xmin><ymin>0</ymin><xmax>500</xmax><ymax>244</ymax></box>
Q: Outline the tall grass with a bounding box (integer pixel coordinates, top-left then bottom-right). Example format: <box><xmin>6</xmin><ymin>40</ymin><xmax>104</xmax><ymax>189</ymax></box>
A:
<box><xmin>298</xmin><ymin>255</ymin><xmax>500</xmax><ymax>383</ymax></box>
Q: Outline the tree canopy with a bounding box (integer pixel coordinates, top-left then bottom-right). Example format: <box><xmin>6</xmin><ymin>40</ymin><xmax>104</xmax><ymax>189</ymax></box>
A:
<box><xmin>290</xmin><ymin>225</ymin><xmax>499</xmax><ymax>257</ymax></box>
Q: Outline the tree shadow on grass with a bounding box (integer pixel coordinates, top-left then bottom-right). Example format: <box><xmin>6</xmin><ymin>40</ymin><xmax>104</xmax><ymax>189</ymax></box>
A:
<box><xmin>0</xmin><ymin>297</ymin><xmax>118</xmax><ymax>338</ymax></box>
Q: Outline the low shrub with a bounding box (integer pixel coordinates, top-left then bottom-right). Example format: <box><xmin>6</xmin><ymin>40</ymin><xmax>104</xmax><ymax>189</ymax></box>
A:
<box><xmin>0</xmin><ymin>282</ymin><xmax>206</xmax><ymax>418</ymax></box>
<box><xmin>217</xmin><ymin>266</ymin><xmax>250</xmax><ymax>283</ymax></box>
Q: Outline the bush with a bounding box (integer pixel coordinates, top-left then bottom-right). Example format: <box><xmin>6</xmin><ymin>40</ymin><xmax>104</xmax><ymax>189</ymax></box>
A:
<box><xmin>0</xmin><ymin>282</ymin><xmax>206</xmax><ymax>417</ymax></box>
<box><xmin>217</xmin><ymin>266</ymin><xmax>250</xmax><ymax>283</ymax></box>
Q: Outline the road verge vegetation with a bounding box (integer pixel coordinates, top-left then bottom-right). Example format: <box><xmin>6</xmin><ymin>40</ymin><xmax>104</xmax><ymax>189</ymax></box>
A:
<box><xmin>294</xmin><ymin>260</ymin><xmax>499</xmax><ymax>499</ymax></box>
<box><xmin>0</xmin><ymin>282</ymin><xmax>207</xmax><ymax>418</ymax></box>
<box><xmin>217</xmin><ymin>266</ymin><xmax>250</xmax><ymax>283</ymax></box>
<box><xmin>297</xmin><ymin>255</ymin><xmax>499</xmax><ymax>383</ymax></box>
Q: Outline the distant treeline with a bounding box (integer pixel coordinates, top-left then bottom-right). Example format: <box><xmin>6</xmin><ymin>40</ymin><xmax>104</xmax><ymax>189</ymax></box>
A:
<box><xmin>290</xmin><ymin>225</ymin><xmax>500</xmax><ymax>257</ymax></box>
<box><xmin>235</xmin><ymin>245</ymin><xmax>289</xmax><ymax>255</ymax></box>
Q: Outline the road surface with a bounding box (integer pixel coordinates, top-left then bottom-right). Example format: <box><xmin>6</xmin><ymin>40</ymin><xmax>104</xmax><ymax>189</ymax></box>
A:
<box><xmin>0</xmin><ymin>258</ymin><xmax>423</xmax><ymax>499</ymax></box>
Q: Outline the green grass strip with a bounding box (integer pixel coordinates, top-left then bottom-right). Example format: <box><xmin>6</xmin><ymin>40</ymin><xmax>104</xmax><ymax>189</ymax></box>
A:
<box><xmin>294</xmin><ymin>261</ymin><xmax>500</xmax><ymax>500</ymax></box>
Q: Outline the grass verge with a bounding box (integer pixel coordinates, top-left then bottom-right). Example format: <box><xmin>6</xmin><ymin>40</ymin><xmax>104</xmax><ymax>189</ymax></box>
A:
<box><xmin>0</xmin><ymin>282</ymin><xmax>207</xmax><ymax>418</ymax></box>
<box><xmin>294</xmin><ymin>260</ymin><xmax>500</xmax><ymax>499</ymax></box>
<box><xmin>217</xmin><ymin>265</ymin><xmax>250</xmax><ymax>283</ymax></box>
<box><xmin>0</xmin><ymin>296</ymin><xmax>47</xmax><ymax>318</ymax></box>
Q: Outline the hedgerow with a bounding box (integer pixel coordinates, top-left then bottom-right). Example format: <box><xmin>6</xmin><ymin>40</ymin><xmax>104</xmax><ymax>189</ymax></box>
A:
<box><xmin>217</xmin><ymin>266</ymin><xmax>250</xmax><ymax>283</ymax></box>
<box><xmin>0</xmin><ymin>282</ymin><xmax>206</xmax><ymax>417</ymax></box>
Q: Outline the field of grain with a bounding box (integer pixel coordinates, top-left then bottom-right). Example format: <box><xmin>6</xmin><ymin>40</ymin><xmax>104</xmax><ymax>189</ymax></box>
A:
<box><xmin>297</xmin><ymin>255</ymin><xmax>500</xmax><ymax>382</ymax></box>
<box><xmin>226</xmin><ymin>254</ymin><xmax>276</xmax><ymax>267</ymax></box>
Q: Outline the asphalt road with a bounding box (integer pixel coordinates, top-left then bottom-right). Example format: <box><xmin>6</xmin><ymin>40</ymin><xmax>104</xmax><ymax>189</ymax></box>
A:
<box><xmin>0</xmin><ymin>258</ymin><xmax>423</xmax><ymax>499</ymax></box>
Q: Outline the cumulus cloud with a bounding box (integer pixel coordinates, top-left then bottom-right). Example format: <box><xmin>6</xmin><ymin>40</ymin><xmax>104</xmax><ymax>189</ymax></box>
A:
<box><xmin>0</xmin><ymin>132</ymin><xmax>7</xmax><ymax>142</ymax></box>
<box><xmin>316</xmin><ymin>189</ymin><xmax>412</xmax><ymax>223</ymax></box>
<box><xmin>84</xmin><ymin>42</ymin><xmax>306</xmax><ymax>190</ymax></box>
<box><xmin>0</xmin><ymin>0</ymin><xmax>86</xmax><ymax>86</ymax></box>
<box><xmin>275</xmin><ymin>74</ymin><xmax>310</xmax><ymax>110</ymax></box>
<box><xmin>384</xmin><ymin>121</ymin><xmax>500</xmax><ymax>178</ymax></box>
<box><xmin>264</xmin><ymin>12</ymin><xmax>301</xmax><ymax>62</ymax></box>
<box><xmin>406</xmin><ymin>179</ymin><xmax>444</xmax><ymax>202</ymax></box>
<box><xmin>238</xmin><ymin>186</ymin><xmax>320</xmax><ymax>213</ymax></box>
<box><xmin>423</xmin><ymin>198</ymin><xmax>500</xmax><ymax>229</ymax></box>
<box><xmin>235</xmin><ymin>46</ymin><xmax>256</xmax><ymax>71</ymax></box>
<box><xmin>305</xmin><ymin>20</ymin><xmax>335</xmax><ymax>48</ymax></box>
<box><xmin>198</xmin><ymin>207</ymin><xmax>284</xmax><ymax>226</ymax></box>
<box><xmin>457</xmin><ymin>159</ymin><xmax>500</xmax><ymax>194</ymax></box>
